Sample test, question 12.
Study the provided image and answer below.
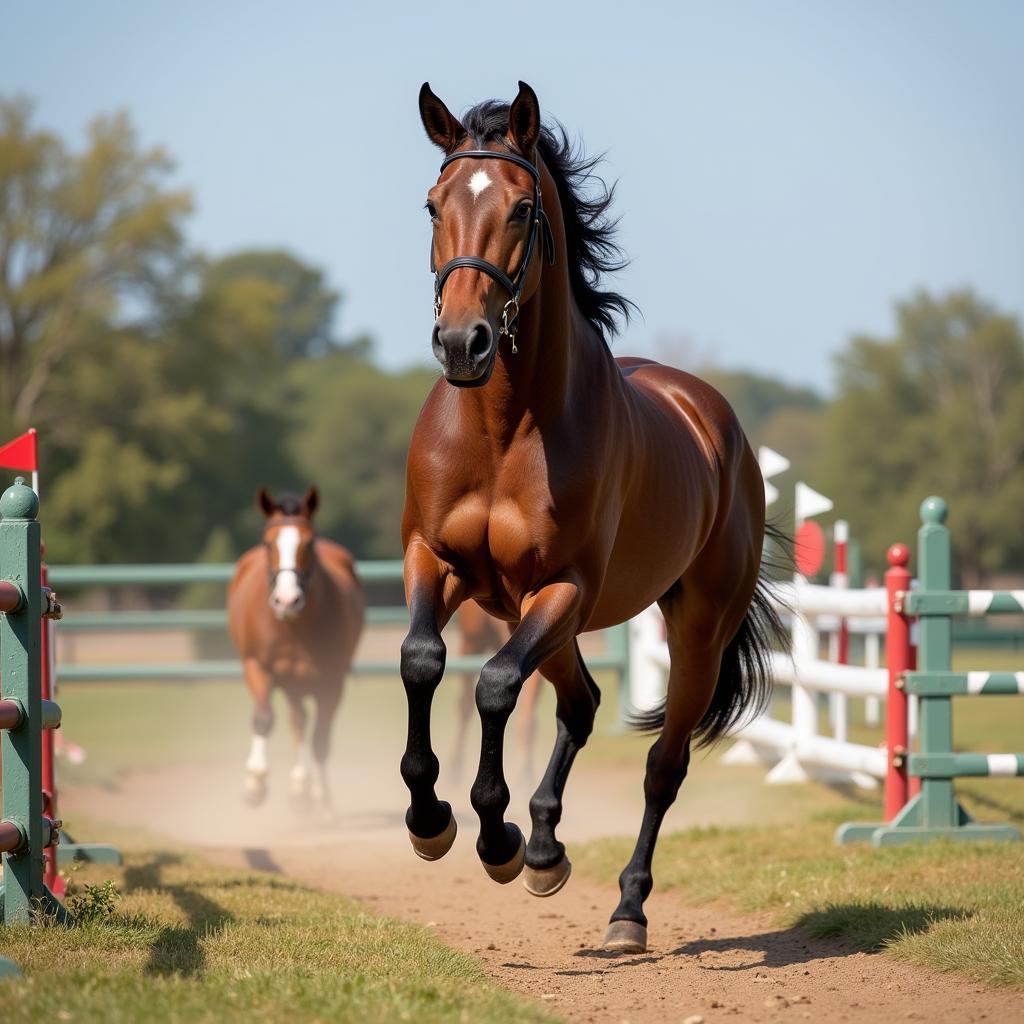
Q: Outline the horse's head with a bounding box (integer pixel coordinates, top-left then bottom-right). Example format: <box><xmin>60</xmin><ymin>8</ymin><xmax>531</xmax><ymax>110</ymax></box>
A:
<box><xmin>257</xmin><ymin>487</ymin><xmax>319</xmax><ymax>620</ymax></box>
<box><xmin>419</xmin><ymin>81</ymin><xmax>554</xmax><ymax>387</ymax></box>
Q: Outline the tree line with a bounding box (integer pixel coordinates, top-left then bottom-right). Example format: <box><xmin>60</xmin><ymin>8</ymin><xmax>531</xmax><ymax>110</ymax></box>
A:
<box><xmin>2</xmin><ymin>99</ymin><xmax>1021</xmax><ymax>584</ymax></box>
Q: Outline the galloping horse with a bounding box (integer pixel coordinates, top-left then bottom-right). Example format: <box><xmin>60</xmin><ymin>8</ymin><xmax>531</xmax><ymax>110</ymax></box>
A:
<box><xmin>399</xmin><ymin>82</ymin><xmax>783</xmax><ymax>953</ymax></box>
<box><xmin>228</xmin><ymin>487</ymin><xmax>364</xmax><ymax>816</ymax></box>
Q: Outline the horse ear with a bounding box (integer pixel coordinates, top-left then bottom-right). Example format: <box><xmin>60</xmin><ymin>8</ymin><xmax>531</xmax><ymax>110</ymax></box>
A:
<box><xmin>508</xmin><ymin>81</ymin><xmax>541</xmax><ymax>156</ymax></box>
<box><xmin>302</xmin><ymin>487</ymin><xmax>319</xmax><ymax>518</ymax></box>
<box><xmin>419</xmin><ymin>83</ymin><xmax>467</xmax><ymax>152</ymax></box>
<box><xmin>256</xmin><ymin>488</ymin><xmax>276</xmax><ymax>517</ymax></box>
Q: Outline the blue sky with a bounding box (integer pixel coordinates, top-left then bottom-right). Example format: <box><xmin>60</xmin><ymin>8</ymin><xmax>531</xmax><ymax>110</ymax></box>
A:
<box><xmin>4</xmin><ymin>1</ymin><xmax>1022</xmax><ymax>391</ymax></box>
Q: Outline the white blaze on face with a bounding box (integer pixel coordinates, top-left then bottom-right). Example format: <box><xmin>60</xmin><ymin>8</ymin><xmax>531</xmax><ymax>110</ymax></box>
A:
<box><xmin>271</xmin><ymin>526</ymin><xmax>303</xmax><ymax>611</ymax></box>
<box><xmin>468</xmin><ymin>169</ymin><xmax>493</xmax><ymax>201</ymax></box>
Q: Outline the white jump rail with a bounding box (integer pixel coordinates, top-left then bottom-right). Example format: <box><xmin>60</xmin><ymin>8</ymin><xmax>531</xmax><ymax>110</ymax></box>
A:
<box><xmin>628</xmin><ymin>579</ymin><xmax>900</xmax><ymax>788</ymax></box>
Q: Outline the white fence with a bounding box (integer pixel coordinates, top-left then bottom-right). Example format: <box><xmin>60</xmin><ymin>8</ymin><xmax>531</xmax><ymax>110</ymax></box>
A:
<box><xmin>628</xmin><ymin>580</ymin><xmax>914</xmax><ymax>788</ymax></box>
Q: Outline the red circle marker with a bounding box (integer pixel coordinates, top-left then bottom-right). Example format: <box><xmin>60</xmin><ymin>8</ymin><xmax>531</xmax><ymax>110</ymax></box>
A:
<box><xmin>795</xmin><ymin>520</ymin><xmax>826</xmax><ymax>577</ymax></box>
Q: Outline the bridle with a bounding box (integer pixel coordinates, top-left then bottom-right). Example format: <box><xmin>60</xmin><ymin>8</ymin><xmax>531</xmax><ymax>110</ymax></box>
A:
<box><xmin>430</xmin><ymin>148</ymin><xmax>555</xmax><ymax>353</ymax></box>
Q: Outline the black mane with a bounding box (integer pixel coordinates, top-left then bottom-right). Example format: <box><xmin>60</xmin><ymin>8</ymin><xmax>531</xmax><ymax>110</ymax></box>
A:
<box><xmin>461</xmin><ymin>100</ymin><xmax>636</xmax><ymax>342</ymax></box>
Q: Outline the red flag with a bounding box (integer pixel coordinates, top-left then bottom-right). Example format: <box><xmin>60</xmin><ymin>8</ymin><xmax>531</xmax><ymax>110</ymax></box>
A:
<box><xmin>0</xmin><ymin>429</ymin><xmax>38</xmax><ymax>472</ymax></box>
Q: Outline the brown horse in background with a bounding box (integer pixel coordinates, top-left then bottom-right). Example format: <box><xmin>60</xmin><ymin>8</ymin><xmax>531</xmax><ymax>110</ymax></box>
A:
<box><xmin>450</xmin><ymin>600</ymin><xmax>541</xmax><ymax>782</ymax></box>
<box><xmin>399</xmin><ymin>82</ymin><xmax>783</xmax><ymax>952</ymax></box>
<box><xmin>228</xmin><ymin>487</ymin><xmax>364</xmax><ymax>816</ymax></box>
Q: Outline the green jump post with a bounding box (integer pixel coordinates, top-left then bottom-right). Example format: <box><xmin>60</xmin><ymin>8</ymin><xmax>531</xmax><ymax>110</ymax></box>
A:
<box><xmin>868</xmin><ymin>496</ymin><xmax>1020</xmax><ymax>845</ymax></box>
<box><xmin>0</xmin><ymin>478</ymin><xmax>67</xmax><ymax>926</ymax></box>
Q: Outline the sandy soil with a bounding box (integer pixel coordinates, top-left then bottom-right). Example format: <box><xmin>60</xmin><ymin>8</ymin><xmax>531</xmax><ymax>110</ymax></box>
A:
<box><xmin>65</xmin><ymin>749</ymin><xmax>1024</xmax><ymax>1024</ymax></box>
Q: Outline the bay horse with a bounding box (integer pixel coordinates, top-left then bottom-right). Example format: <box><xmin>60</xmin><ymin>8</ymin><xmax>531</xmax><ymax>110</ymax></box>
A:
<box><xmin>399</xmin><ymin>82</ymin><xmax>784</xmax><ymax>953</ymax></box>
<box><xmin>450</xmin><ymin>601</ymin><xmax>541</xmax><ymax>782</ymax></box>
<box><xmin>228</xmin><ymin>487</ymin><xmax>364</xmax><ymax>816</ymax></box>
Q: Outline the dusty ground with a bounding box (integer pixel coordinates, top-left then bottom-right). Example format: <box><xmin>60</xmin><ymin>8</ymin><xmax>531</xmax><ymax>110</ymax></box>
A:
<box><xmin>66</xmin><ymin>743</ymin><xmax>1024</xmax><ymax>1024</ymax></box>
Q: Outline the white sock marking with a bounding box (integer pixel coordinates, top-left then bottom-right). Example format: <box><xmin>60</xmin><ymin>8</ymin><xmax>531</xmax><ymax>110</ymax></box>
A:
<box><xmin>246</xmin><ymin>735</ymin><xmax>269</xmax><ymax>775</ymax></box>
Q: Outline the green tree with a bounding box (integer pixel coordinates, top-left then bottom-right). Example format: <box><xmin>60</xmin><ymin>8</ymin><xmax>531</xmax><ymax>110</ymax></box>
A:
<box><xmin>287</xmin><ymin>350</ymin><xmax>436</xmax><ymax>558</ymax></box>
<box><xmin>37</xmin><ymin>251</ymin><xmax>297</xmax><ymax>564</ymax></box>
<box><xmin>818</xmin><ymin>289</ymin><xmax>1024</xmax><ymax>584</ymax></box>
<box><xmin>199</xmin><ymin>249</ymin><xmax>344</xmax><ymax>360</ymax></box>
<box><xmin>0</xmin><ymin>97</ymin><xmax>190</xmax><ymax>435</ymax></box>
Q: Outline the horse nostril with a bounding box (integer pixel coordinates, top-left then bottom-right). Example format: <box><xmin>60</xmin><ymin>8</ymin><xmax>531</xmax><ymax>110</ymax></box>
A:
<box><xmin>431</xmin><ymin>322</ymin><xmax>445</xmax><ymax>361</ymax></box>
<box><xmin>468</xmin><ymin>322</ymin><xmax>492</xmax><ymax>360</ymax></box>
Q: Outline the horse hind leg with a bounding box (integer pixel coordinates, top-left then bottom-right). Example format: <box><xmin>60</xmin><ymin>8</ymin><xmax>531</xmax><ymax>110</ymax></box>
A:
<box><xmin>604</xmin><ymin>579</ymin><xmax>753</xmax><ymax>953</ymax></box>
<box><xmin>516</xmin><ymin>671</ymin><xmax>542</xmax><ymax>786</ymax></box>
<box><xmin>309</xmin><ymin>689</ymin><xmax>342</xmax><ymax>821</ymax></box>
<box><xmin>449</xmin><ymin>672</ymin><xmax>476</xmax><ymax>783</ymax></box>
<box><xmin>523</xmin><ymin>641</ymin><xmax>598</xmax><ymax>897</ymax></box>
<box><xmin>284</xmin><ymin>691</ymin><xmax>311</xmax><ymax>806</ymax></box>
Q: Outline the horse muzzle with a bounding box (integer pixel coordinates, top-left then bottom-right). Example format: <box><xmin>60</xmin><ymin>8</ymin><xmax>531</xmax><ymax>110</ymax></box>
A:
<box><xmin>269</xmin><ymin>591</ymin><xmax>306</xmax><ymax>621</ymax></box>
<box><xmin>432</xmin><ymin>319</ymin><xmax>497</xmax><ymax>387</ymax></box>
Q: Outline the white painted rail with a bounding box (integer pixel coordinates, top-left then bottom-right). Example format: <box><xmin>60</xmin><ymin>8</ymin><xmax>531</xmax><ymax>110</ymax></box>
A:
<box><xmin>628</xmin><ymin>577</ymin><xmax>895</xmax><ymax>788</ymax></box>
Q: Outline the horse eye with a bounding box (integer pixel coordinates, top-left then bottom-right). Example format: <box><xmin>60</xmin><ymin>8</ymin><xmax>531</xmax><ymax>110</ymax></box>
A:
<box><xmin>425</xmin><ymin>200</ymin><xmax>438</xmax><ymax>221</ymax></box>
<box><xmin>513</xmin><ymin>202</ymin><xmax>532</xmax><ymax>222</ymax></box>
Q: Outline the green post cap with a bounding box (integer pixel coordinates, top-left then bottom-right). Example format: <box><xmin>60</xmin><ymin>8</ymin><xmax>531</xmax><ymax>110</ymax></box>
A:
<box><xmin>920</xmin><ymin>495</ymin><xmax>948</xmax><ymax>525</ymax></box>
<box><xmin>0</xmin><ymin>477</ymin><xmax>39</xmax><ymax>522</ymax></box>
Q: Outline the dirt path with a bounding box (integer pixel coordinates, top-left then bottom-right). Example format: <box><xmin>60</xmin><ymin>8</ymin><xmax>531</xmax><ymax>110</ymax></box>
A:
<box><xmin>66</xmin><ymin>757</ymin><xmax>1023</xmax><ymax>1024</ymax></box>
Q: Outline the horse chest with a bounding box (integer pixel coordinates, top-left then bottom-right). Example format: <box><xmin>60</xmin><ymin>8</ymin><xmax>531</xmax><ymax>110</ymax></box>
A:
<box><xmin>436</xmin><ymin>490</ymin><xmax>555</xmax><ymax>584</ymax></box>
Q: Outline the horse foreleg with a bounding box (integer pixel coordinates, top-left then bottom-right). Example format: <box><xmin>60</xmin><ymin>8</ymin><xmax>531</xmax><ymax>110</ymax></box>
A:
<box><xmin>400</xmin><ymin>543</ymin><xmax>465</xmax><ymax>860</ymax></box>
<box><xmin>309</xmin><ymin>688</ymin><xmax>341</xmax><ymax>819</ymax></box>
<box><xmin>243</xmin><ymin>657</ymin><xmax>274</xmax><ymax>806</ymax></box>
<box><xmin>522</xmin><ymin>641</ymin><xmax>598</xmax><ymax>897</ymax></box>
<box><xmin>471</xmin><ymin>578</ymin><xmax>583</xmax><ymax>884</ymax></box>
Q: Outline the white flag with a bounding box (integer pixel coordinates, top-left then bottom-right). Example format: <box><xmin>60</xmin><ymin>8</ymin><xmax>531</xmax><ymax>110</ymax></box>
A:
<box><xmin>795</xmin><ymin>481</ymin><xmax>833</xmax><ymax>523</ymax></box>
<box><xmin>758</xmin><ymin>446</ymin><xmax>790</xmax><ymax>480</ymax></box>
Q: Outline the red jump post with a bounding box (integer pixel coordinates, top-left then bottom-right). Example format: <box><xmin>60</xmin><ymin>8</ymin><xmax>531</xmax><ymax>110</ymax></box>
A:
<box><xmin>885</xmin><ymin>543</ymin><xmax>912</xmax><ymax>820</ymax></box>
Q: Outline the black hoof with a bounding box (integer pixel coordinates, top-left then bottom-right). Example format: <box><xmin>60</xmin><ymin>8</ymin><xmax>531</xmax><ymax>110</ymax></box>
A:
<box><xmin>409</xmin><ymin>804</ymin><xmax>457</xmax><ymax>861</ymax></box>
<box><xmin>603</xmin><ymin>919</ymin><xmax>647</xmax><ymax>953</ymax></box>
<box><xmin>481</xmin><ymin>824</ymin><xmax>526</xmax><ymax>884</ymax></box>
<box><xmin>523</xmin><ymin>855</ymin><xmax>572</xmax><ymax>897</ymax></box>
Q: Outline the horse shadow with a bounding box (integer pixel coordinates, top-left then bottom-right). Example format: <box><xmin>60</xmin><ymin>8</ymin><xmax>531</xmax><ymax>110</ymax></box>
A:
<box><xmin>565</xmin><ymin>902</ymin><xmax>968</xmax><ymax>975</ymax></box>
<box><xmin>122</xmin><ymin>852</ymin><xmax>237</xmax><ymax>979</ymax></box>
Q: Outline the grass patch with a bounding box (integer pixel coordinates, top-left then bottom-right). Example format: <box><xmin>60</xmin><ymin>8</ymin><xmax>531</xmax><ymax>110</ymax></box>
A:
<box><xmin>573</xmin><ymin>820</ymin><xmax>1024</xmax><ymax>988</ymax></box>
<box><xmin>0</xmin><ymin>852</ymin><xmax>557</xmax><ymax>1024</ymax></box>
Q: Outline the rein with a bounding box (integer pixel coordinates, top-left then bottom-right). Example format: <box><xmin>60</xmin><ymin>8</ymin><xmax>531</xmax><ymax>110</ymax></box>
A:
<box><xmin>431</xmin><ymin>149</ymin><xmax>555</xmax><ymax>352</ymax></box>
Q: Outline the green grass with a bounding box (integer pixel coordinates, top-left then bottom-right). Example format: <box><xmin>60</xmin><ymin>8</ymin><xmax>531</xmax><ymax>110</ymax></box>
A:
<box><xmin>574</xmin><ymin>819</ymin><xmax>1024</xmax><ymax>987</ymax></box>
<box><xmin>0</xmin><ymin>852</ymin><xmax>557</xmax><ymax>1024</ymax></box>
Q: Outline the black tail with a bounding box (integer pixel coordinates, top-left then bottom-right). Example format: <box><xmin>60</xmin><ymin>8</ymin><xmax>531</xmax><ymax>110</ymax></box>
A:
<box><xmin>627</xmin><ymin>521</ymin><xmax>791</xmax><ymax>746</ymax></box>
